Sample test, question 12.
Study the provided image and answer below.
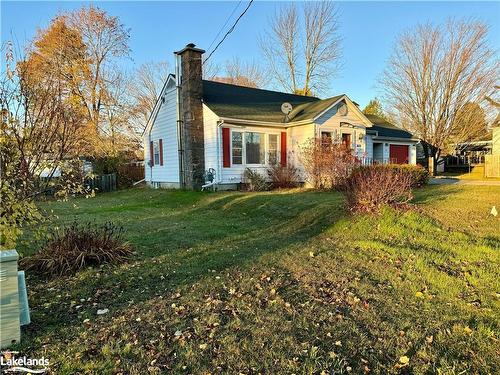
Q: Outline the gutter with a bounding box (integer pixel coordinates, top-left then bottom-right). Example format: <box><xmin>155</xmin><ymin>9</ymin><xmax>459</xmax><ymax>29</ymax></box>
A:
<box><xmin>219</xmin><ymin>116</ymin><xmax>313</xmax><ymax>128</ymax></box>
<box><xmin>372</xmin><ymin>136</ymin><xmax>420</xmax><ymax>142</ymax></box>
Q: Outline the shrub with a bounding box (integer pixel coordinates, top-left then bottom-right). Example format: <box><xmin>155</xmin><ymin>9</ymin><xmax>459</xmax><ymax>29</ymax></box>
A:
<box><xmin>243</xmin><ymin>168</ymin><xmax>269</xmax><ymax>191</ymax></box>
<box><xmin>300</xmin><ymin>138</ymin><xmax>359</xmax><ymax>190</ymax></box>
<box><xmin>267</xmin><ymin>164</ymin><xmax>300</xmax><ymax>189</ymax></box>
<box><xmin>92</xmin><ymin>155</ymin><xmax>144</xmax><ymax>188</ymax></box>
<box><xmin>117</xmin><ymin>163</ymin><xmax>145</xmax><ymax>187</ymax></box>
<box><xmin>341</xmin><ymin>165</ymin><xmax>413</xmax><ymax>213</ymax></box>
<box><xmin>21</xmin><ymin>222</ymin><xmax>133</xmax><ymax>276</ymax></box>
<box><xmin>385</xmin><ymin>164</ymin><xmax>429</xmax><ymax>188</ymax></box>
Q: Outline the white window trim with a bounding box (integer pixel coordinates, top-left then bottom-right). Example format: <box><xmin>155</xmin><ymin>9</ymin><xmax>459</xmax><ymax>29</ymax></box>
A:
<box><xmin>230</xmin><ymin>129</ymin><xmax>281</xmax><ymax>167</ymax></box>
<box><xmin>267</xmin><ymin>133</ymin><xmax>280</xmax><ymax>166</ymax></box>
<box><xmin>231</xmin><ymin>131</ymin><xmax>243</xmax><ymax>166</ymax></box>
<box><xmin>153</xmin><ymin>140</ymin><xmax>160</xmax><ymax>166</ymax></box>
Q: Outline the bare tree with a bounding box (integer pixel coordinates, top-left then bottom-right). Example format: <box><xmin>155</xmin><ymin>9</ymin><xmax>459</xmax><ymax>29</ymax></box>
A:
<box><xmin>381</xmin><ymin>19</ymin><xmax>499</xmax><ymax>162</ymax></box>
<box><xmin>103</xmin><ymin>71</ymin><xmax>141</xmax><ymax>156</ymax></box>
<box><xmin>211</xmin><ymin>57</ymin><xmax>266</xmax><ymax>88</ymax></box>
<box><xmin>261</xmin><ymin>1</ymin><xmax>341</xmax><ymax>96</ymax></box>
<box><xmin>64</xmin><ymin>5</ymin><xmax>130</xmax><ymax>140</ymax></box>
<box><xmin>202</xmin><ymin>58</ymin><xmax>221</xmax><ymax>80</ymax></box>
<box><xmin>128</xmin><ymin>61</ymin><xmax>170</xmax><ymax>134</ymax></box>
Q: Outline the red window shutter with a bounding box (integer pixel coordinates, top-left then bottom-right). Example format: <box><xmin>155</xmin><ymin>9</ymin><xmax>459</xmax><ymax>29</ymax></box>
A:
<box><xmin>222</xmin><ymin>127</ymin><xmax>230</xmax><ymax>168</ymax></box>
<box><xmin>150</xmin><ymin>141</ymin><xmax>154</xmax><ymax>166</ymax></box>
<box><xmin>159</xmin><ymin>139</ymin><xmax>164</xmax><ymax>166</ymax></box>
<box><xmin>280</xmin><ymin>132</ymin><xmax>287</xmax><ymax>166</ymax></box>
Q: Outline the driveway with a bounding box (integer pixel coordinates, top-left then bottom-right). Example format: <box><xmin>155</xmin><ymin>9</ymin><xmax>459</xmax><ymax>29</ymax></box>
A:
<box><xmin>429</xmin><ymin>178</ymin><xmax>500</xmax><ymax>186</ymax></box>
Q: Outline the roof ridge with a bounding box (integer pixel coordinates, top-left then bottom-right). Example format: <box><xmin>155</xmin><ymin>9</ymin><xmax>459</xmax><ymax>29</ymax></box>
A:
<box><xmin>202</xmin><ymin>79</ymin><xmax>320</xmax><ymax>100</ymax></box>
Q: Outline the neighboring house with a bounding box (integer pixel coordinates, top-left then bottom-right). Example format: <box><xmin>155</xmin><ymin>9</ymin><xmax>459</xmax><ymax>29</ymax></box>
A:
<box><xmin>144</xmin><ymin>44</ymin><xmax>418</xmax><ymax>189</ymax></box>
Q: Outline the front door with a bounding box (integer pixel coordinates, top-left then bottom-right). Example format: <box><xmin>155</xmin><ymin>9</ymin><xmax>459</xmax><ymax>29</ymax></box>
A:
<box><xmin>389</xmin><ymin>144</ymin><xmax>409</xmax><ymax>164</ymax></box>
<box><xmin>341</xmin><ymin>133</ymin><xmax>351</xmax><ymax>149</ymax></box>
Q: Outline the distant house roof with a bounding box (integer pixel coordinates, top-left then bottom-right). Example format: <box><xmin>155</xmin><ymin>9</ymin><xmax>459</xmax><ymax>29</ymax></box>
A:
<box><xmin>202</xmin><ymin>80</ymin><xmax>345</xmax><ymax>123</ymax></box>
<box><xmin>364</xmin><ymin>114</ymin><xmax>414</xmax><ymax>139</ymax></box>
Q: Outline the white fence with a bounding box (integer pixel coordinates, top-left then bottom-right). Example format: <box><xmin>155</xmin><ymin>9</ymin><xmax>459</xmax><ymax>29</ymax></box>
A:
<box><xmin>358</xmin><ymin>157</ymin><xmax>398</xmax><ymax>165</ymax></box>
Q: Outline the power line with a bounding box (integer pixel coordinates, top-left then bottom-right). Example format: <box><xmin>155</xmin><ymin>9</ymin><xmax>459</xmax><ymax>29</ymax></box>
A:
<box><xmin>206</xmin><ymin>0</ymin><xmax>243</xmax><ymax>54</ymax></box>
<box><xmin>203</xmin><ymin>0</ymin><xmax>254</xmax><ymax>64</ymax></box>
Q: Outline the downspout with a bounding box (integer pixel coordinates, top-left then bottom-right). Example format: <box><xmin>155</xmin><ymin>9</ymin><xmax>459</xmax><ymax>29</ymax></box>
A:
<box><xmin>175</xmin><ymin>54</ymin><xmax>185</xmax><ymax>189</ymax></box>
<box><xmin>148</xmin><ymin>119</ymin><xmax>153</xmax><ymax>185</ymax></box>
<box><xmin>201</xmin><ymin>120</ymin><xmax>224</xmax><ymax>191</ymax></box>
<box><xmin>216</xmin><ymin>120</ymin><xmax>224</xmax><ymax>184</ymax></box>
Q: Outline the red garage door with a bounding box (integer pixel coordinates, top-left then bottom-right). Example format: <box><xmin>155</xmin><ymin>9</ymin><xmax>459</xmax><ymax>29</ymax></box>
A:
<box><xmin>389</xmin><ymin>145</ymin><xmax>409</xmax><ymax>164</ymax></box>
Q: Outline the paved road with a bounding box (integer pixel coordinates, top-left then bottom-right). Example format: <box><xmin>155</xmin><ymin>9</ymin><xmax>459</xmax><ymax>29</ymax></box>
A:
<box><xmin>429</xmin><ymin>178</ymin><xmax>500</xmax><ymax>186</ymax></box>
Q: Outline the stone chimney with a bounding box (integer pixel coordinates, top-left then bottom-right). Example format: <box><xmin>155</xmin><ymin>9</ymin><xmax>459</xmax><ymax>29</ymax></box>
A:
<box><xmin>175</xmin><ymin>43</ymin><xmax>205</xmax><ymax>190</ymax></box>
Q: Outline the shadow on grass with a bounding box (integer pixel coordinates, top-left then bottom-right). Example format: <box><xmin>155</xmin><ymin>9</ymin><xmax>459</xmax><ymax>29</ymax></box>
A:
<box><xmin>21</xmin><ymin>189</ymin><xmax>345</xmax><ymax>342</ymax></box>
<box><xmin>412</xmin><ymin>185</ymin><xmax>462</xmax><ymax>205</ymax></box>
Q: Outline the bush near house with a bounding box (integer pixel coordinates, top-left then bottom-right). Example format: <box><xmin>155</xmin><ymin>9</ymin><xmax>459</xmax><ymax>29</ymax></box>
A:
<box><xmin>300</xmin><ymin>138</ymin><xmax>359</xmax><ymax>190</ymax></box>
<box><xmin>92</xmin><ymin>155</ymin><xmax>144</xmax><ymax>188</ymax></box>
<box><xmin>243</xmin><ymin>168</ymin><xmax>269</xmax><ymax>191</ymax></box>
<box><xmin>267</xmin><ymin>164</ymin><xmax>300</xmax><ymax>189</ymax></box>
<box><xmin>384</xmin><ymin>164</ymin><xmax>430</xmax><ymax>188</ymax></box>
<box><xmin>21</xmin><ymin>221</ymin><xmax>133</xmax><ymax>276</ymax></box>
<box><xmin>341</xmin><ymin>165</ymin><xmax>414</xmax><ymax>213</ymax></box>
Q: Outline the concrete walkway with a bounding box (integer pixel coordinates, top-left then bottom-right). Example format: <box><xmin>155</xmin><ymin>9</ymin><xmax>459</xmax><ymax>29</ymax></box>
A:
<box><xmin>429</xmin><ymin>178</ymin><xmax>500</xmax><ymax>186</ymax></box>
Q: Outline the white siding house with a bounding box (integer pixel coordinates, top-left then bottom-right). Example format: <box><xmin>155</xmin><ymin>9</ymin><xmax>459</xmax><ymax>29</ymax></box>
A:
<box><xmin>143</xmin><ymin>44</ymin><xmax>419</xmax><ymax>189</ymax></box>
<box><xmin>144</xmin><ymin>77</ymin><xmax>180</xmax><ymax>188</ymax></box>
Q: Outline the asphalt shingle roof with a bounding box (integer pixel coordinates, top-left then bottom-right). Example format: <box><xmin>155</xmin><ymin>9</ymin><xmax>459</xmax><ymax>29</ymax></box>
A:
<box><xmin>201</xmin><ymin>81</ymin><xmax>415</xmax><ymax>140</ymax></box>
<box><xmin>364</xmin><ymin>114</ymin><xmax>414</xmax><ymax>139</ymax></box>
<box><xmin>202</xmin><ymin>80</ymin><xmax>342</xmax><ymax>123</ymax></box>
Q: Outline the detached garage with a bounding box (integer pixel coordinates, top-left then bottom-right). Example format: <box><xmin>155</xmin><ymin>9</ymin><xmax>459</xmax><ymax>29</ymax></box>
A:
<box><xmin>364</xmin><ymin>114</ymin><xmax>418</xmax><ymax>164</ymax></box>
<box><xmin>390</xmin><ymin>144</ymin><xmax>409</xmax><ymax>164</ymax></box>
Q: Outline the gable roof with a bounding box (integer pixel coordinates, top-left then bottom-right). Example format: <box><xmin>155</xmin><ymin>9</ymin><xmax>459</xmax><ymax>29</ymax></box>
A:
<box><xmin>143</xmin><ymin>74</ymin><xmax>176</xmax><ymax>135</ymax></box>
<box><xmin>203</xmin><ymin>80</ymin><xmax>323</xmax><ymax>123</ymax></box>
<box><xmin>202</xmin><ymin>80</ymin><xmax>374</xmax><ymax>126</ymax></box>
<box><xmin>288</xmin><ymin>95</ymin><xmax>344</xmax><ymax>122</ymax></box>
<box><xmin>364</xmin><ymin>114</ymin><xmax>414</xmax><ymax>139</ymax></box>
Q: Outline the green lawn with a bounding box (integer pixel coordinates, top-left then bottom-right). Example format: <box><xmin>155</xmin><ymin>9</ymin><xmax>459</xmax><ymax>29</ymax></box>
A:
<box><xmin>439</xmin><ymin>165</ymin><xmax>500</xmax><ymax>181</ymax></box>
<box><xmin>16</xmin><ymin>185</ymin><xmax>500</xmax><ymax>374</ymax></box>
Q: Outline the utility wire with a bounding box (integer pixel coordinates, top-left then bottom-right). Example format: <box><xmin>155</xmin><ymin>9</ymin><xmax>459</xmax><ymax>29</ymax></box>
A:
<box><xmin>203</xmin><ymin>0</ymin><xmax>254</xmax><ymax>64</ymax></box>
<box><xmin>206</xmin><ymin>0</ymin><xmax>243</xmax><ymax>54</ymax></box>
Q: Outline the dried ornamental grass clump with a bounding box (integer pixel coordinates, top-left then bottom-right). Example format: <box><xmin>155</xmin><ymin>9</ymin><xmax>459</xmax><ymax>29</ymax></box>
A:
<box><xmin>21</xmin><ymin>221</ymin><xmax>133</xmax><ymax>276</ymax></box>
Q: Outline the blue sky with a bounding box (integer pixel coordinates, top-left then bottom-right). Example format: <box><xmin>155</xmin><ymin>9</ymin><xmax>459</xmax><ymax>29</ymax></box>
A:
<box><xmin>2</xmin><ymin>1</ymin><xmax>499</xmax><ymax>107</ymax></box>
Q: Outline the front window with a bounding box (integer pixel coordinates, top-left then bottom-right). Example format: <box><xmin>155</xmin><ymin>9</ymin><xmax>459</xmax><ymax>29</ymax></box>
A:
<box><xmin>268</xmin><ymin>134</ymin><xmax>279</xmax><ymax>165</ymax></box>
<box><xmin>321</xmin><ymin>132</ymin><xmax>332</xmax><ymax>145</ymax></box>
<box><xmin>153</xmin><ymin>140</ymin><xmax>160</xmax><ymax>165</ymax></box>
<box><xmin>232</xmin><ymin>132</ymin><xmax>243</xmax><ymax>165</ymax></box>
<box><xmin>245</xmin><ymin>132</ymin><xmax>265</xmax><ymax>164</ymax></box>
